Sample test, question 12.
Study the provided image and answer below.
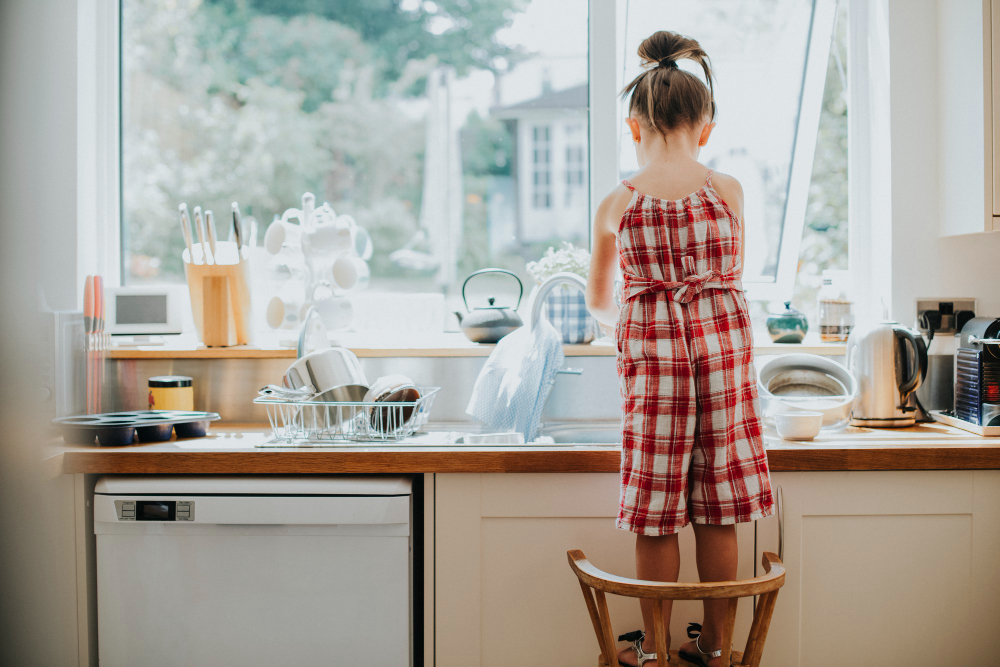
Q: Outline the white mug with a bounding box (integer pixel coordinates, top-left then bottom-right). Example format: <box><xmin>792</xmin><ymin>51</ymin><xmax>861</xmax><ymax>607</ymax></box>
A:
<box><xmin>266</xmin><ymin>293</ymin><xmax>306</xmax><ymax>330</ymax></box>
<box><xmin>264</xmin><ymin>219</ymin><xmax>301</xmax><ymax>256</ymax></box>
<box><xmin>331</xmin><ymin>255</ymin><xmax>370</xmax><ymax>291</ymax></box>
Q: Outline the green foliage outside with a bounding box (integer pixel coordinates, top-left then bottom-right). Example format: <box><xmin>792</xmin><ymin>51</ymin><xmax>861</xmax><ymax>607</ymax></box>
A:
<box><xmin>124</xmin><ymin>0</ymin><xmax>847</xmax><ymax>331</ymax></box>
<box><xmin>122</xmin><ymin>0</ymin><xmax>524</xmax><ymax>285</ymax></box>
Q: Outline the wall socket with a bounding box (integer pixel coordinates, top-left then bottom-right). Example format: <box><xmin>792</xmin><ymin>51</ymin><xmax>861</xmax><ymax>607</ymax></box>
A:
<box><xmin>915</xmin><ymin>298</ymin><xmax>977</xmax><ymax>335</ymax></box>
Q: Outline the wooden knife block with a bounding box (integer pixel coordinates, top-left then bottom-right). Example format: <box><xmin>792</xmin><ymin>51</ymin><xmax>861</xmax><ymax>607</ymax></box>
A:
<box><xmin>184</xmin><ymin>245</ymin><xmax>252</xmax><ymax>347</ymax></box>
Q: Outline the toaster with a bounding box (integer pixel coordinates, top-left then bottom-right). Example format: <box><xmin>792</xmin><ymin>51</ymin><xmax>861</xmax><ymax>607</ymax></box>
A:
<box><xmin>955</xmin><ymin>317</ymin><xmax>1000</xmax><ymax>427</ymax></box>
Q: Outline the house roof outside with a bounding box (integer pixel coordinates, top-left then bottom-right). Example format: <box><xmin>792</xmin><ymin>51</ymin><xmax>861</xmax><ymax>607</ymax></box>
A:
<box><xmin>492</xmin><ymin>83</ymin><xmax>588</xmax><ymax>120</ymax></box>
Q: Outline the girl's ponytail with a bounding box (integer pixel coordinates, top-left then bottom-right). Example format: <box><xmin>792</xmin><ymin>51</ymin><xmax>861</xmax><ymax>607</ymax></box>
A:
<box><xmin>622</xmin><ymin>31</ymin><xmax>716</xmax><ymax>135</ymax></box>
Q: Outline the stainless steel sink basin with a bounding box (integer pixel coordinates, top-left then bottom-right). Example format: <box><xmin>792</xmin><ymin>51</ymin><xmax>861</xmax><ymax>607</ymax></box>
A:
<box><xmin>542</xmin><ymin>422</ymin><xmax>621</xmax><ymax>444</ymax></box>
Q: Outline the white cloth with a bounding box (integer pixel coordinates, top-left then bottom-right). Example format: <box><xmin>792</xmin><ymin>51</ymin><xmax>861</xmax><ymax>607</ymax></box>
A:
<box><xmin>466</xmin><ymin>321</ymin><xmax>565</xmax><ymax>442</ymax></box>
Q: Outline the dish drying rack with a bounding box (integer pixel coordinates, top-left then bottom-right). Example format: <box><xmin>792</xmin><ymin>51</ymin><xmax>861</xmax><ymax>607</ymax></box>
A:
<box><xmin>255</xmin><ymin>387</ymin><xmax>440</xmax><ymax>444</ymax></box>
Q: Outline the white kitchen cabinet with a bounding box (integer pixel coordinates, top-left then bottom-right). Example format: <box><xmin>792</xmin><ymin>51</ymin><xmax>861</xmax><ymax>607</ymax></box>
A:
<box><xmin>938</xmin><ymin>0</ymin><xmax>1000</xmax><ymax>235</ymax></box>
<box><xmin>432</xmin><ymin>473</ymin><xmax>755</xmax><ymax>667</ymax></box>
<box><xmin>755</xmin><ymin>470</ymin><xmax>1000</xmax><ymax>666</ymax></box>
<box><xmin>987</xmin><ymin>0</ymin><xmax>1000</xmax><ymax>230</ymax></box>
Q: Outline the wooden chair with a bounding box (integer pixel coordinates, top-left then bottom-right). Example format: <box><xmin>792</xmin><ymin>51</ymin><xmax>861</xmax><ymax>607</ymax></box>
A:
<box><xmin>567</xmin><ymin>550</ymin><xmax>785</xmax><ymax>667</ymax></box>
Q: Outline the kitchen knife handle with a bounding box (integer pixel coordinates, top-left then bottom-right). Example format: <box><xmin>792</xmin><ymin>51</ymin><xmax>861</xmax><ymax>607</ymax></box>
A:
<box><xmin>93</xmin><ymin>275</ymin><xmax>104</xmax><ymax>332</ymax></box>
<box><xmin>205</xmin><ymin>210</ymin><xmax>218</xmax><ymax>264</ymax></box>
<box><xmin>179</xmin><ymin>203</ymin><xmax>194</xmax><ymax>263</ymax></box>
<box><xmin>232</xmin><ymin>202</ymin><xmax>243</xmax><ymax>251</ymax></box>
<box><xmin>83</xmin><ymin>275</ymin><xmax>94</xmax><ymax>334</ymax></box>
<box><xmin>193</xmin><ymin>206</ymin><xmax>207</xmax><ymax>265</ymax></box>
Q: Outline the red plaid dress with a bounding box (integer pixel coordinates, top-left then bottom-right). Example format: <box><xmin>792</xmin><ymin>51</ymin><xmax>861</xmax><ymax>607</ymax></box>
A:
<box><xmin>616</xmin><ymin>172</ymin><xmax>773</xmax><ymax>536</ymax></box>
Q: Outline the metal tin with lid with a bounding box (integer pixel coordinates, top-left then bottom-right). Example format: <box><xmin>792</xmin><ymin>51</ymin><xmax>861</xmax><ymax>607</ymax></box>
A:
<box><xmin>148</xmin><ymin>375</ymin><xmax>194</xmax><ymax>411</ymax></box>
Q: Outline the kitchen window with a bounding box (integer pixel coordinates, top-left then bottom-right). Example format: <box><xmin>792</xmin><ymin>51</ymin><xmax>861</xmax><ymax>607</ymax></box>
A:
<box><xmin>616</xmin><ymin>0</ymin><xmax>845</xmax><ymax>306</ymax></box>
<box><xmin>116</xmin><ymin>0</ymin><xmax>845</xmax><ymax>331</ymax></box>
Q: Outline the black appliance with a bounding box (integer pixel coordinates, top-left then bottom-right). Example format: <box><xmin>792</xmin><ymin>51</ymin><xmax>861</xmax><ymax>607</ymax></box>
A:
<box><xmin>955</xmin><ymin>317</ymin><xmax>1000</xmax><ymax>427</ymax></box>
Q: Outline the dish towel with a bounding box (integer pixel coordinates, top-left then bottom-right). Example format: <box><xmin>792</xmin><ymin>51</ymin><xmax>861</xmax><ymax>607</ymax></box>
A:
<box><xmin>466</xmin><ymin>320</ymin><xmax>565</xmax><ymax>442</ymax></box>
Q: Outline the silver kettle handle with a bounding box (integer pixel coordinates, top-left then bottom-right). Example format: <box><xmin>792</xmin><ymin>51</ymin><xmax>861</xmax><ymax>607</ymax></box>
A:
<box><xmin>893</xmin><ymin>325</ymin><xmax>927</xmax><ymax>408</ymax></box>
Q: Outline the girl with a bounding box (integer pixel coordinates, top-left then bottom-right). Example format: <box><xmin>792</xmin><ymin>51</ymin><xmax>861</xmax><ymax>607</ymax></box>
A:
<box><xmin>586</xmin><ymin>31</ymin><xmax>774</xmax><ymax>667</ymax></box>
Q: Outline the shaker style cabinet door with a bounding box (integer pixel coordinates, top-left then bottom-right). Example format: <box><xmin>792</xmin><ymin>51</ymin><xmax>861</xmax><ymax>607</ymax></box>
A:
<box><xmin>990</xmin><ymin>0</ymin><xmax>1000</xmax><ymax>224</ymax></box>
<box><xmin>433</xmin><ymin>473</ymin><xmax>755</xmax><ymax>667</ymax></box>
<box><xmin>755</xmin><ymin>471</ymin><xmax>1000</xmax><ymax>666</ymax></box>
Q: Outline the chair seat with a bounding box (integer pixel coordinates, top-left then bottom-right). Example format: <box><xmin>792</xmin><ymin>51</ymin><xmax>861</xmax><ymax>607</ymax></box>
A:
<box><xmin>599</xmin><ymin>649</ymin><xmax>745</xmax><ymax>666</ymax></box>
<box><xmin>570</xmin><ymin>549</ymin><xmax>784</xmax><ymax>667</ymax></box>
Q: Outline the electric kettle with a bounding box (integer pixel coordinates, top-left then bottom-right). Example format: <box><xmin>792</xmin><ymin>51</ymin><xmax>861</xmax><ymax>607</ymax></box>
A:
<box><xmin>847</xmin><ymin>321</ymin><xmax>928</xmax><ymax>427</ymax></box>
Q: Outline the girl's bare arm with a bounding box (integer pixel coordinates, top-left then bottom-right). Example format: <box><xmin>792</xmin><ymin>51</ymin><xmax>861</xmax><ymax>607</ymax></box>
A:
<box><xmin>586</xmin><ymin>185</ymin><xmax>632</xmax><ymax>326</ymax></box>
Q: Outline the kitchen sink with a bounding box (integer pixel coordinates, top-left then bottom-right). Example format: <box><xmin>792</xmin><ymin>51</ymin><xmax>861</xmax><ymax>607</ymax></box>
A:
<box><xmin>541</xmin><ymin>422</ymin><xmax>621</xmax><ymax>445</ymax></box>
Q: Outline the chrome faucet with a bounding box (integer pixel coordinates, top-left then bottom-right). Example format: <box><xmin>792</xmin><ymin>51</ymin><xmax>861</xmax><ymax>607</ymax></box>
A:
<box><xmin>529</xmin><ymin>271</ymin><xmax>589</xmax><ymax>330</ymax></box>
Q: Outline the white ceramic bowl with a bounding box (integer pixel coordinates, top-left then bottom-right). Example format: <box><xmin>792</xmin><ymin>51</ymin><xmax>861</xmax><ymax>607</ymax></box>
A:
<box><xmin>757</xmin><ymin>354</ymin><xmax>858</xmax><ymax>428</ymax></box>
<box><xmin>774</xmin><ymin>411</ymin><xmax>824</xmax><ymax>441</ymax></box>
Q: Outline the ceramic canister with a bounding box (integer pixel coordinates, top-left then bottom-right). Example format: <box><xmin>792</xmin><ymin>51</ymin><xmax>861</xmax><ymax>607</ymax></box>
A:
<box><xmin>148</xmin><ymin>376</ymin><xmax>194</xmax><ymax>411</ymax></box>
<box><xmin>766</xmin><ymin>302</ymin><xmax>809</xmax><ymax>344</ymax></box>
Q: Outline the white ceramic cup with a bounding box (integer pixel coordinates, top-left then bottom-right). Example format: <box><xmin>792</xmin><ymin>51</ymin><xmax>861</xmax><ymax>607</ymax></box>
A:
<box><xmin>774</xmin><ymin>411</ymin><xmax>824</xmax><ymax>441</ymax></box>
<box><xmin>264</xmin><ymin>219</ymin><xmax>301</xmax><ymax>256</ymax></box>
<box><xmin>353</xmin><ymin>226</ymin><xmax>373</xmax><ymax>260</ymax></box>
<box><xmin>266</xmin><ymin>293</ymin><xmax>306</xmax><ymax>330</ymax></box>
<box><xmin>331</xmin><ymin>255</ymin><xmax>370</xmax><ymax>291</ymax></box>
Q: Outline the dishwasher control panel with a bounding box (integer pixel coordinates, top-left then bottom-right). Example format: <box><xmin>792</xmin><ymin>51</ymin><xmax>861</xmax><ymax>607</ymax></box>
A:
<box><xmin>115</xmin><ymin>500</ymin><xmax>195</xmax><ymax>521</ymax></box>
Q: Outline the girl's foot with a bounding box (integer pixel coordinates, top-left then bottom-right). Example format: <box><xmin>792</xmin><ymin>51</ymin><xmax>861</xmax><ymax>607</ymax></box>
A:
<box><xmin>616</xmin><ymin>630</ymin><xmax>667</xmax><ymax>666</ymax></box>
<box><xmin>678</xmin><ymin>628</ymin><xmax>725</xmax><ymax>667</ymax></box>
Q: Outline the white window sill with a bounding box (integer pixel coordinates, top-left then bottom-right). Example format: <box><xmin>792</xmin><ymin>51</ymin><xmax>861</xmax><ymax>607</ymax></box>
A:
<box><xmin>108</xmin><ymin>330</ymin><xmax>845</xmax><ymax>359</ymax></box>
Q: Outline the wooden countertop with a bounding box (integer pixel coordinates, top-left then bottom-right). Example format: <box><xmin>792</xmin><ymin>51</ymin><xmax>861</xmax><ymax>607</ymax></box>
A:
<box><xmin>57</xmin><ymin>422</ymin><xmax>1000</xmax><ymax>475</ymax></box>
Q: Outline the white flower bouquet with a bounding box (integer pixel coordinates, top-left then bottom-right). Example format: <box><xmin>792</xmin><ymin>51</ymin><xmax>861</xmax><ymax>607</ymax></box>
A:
<box><xmin>526</xmin><ymin>242</ymin><xmax>590</xmax><ymax>283</ymax></box>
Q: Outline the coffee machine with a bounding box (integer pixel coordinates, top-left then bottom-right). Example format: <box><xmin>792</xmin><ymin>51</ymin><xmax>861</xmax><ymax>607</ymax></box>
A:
<box><xmin>954</xmin><ymin>317</ymin><xmax>1000</xmax><ymax>427</ymax></box>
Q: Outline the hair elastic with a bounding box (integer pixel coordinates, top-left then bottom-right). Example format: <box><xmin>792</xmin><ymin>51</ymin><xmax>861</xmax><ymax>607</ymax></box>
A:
<box><xmin>658</xmin><ymin>58</ymin><xmax>678</xmax><ymax>69</ymax></box>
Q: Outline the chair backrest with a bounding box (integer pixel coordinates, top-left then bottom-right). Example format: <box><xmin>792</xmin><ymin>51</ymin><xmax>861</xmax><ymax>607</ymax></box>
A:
<box><xmin>567</xmin><ymin>550</ymin><xmax>785</xmax><ymax>667</ymax></box>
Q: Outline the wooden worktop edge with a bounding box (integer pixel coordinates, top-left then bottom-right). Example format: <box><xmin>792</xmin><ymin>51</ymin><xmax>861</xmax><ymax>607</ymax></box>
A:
<box><xmin>60</xmin><ymin>446</ymin><xmax>1000</xmax><ymax>475</ymax></box>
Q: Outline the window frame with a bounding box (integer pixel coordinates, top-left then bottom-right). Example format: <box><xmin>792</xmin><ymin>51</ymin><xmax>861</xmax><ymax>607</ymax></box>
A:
<box><xmin>589</xmin><ymin>0</ymin><xmax>840</xmax><ymax>302</ymax></box>
<box><xmin>531</xmin><ymin>124</ymin><xmax>553</xmax><ymax>209</ymax></box>
<box><xmin>93</xmin><ymin>0</ymin><xmax>844</xmax><ymax>306</ymax></box>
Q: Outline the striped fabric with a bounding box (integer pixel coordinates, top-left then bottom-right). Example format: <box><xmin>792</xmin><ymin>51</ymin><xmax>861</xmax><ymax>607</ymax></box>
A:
<box><xmin>544</xmin><ymin>288</ymin><xmax>596</xmax><ymax>344</ymax></box>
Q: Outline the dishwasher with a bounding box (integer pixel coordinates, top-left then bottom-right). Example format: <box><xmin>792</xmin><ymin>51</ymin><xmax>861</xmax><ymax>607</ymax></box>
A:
<box><xmin>94</xmin><ymin>475</ymin><xmax>412</xmax><ymax>667</ymax></box>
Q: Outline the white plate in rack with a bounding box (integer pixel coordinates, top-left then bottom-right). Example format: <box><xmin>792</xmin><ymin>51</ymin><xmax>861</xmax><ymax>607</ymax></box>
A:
<box><xmin>930</xmin><ymin>410</ymin><xmax>1000</xmax><ymax>436</ymax></box>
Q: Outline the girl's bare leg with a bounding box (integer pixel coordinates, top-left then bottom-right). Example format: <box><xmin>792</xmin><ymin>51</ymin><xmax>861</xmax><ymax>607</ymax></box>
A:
<box><xmin>679</xmin><ymin>523</ymin><xmax>738</xmax><ymax>666</ymax></box>
<box><xmin>616</xmin><ymin>532</ymin><xmax>680</xmax><ymax>666</ymax></box>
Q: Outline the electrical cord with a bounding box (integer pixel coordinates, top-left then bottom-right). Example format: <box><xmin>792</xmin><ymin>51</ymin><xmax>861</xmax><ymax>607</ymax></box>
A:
<box><xmin>919</xmin><ymin>310</ymin><xmax>941</xmax><ymax>345</ymax></box>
